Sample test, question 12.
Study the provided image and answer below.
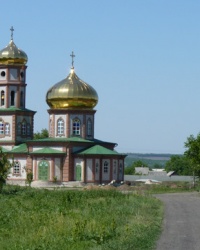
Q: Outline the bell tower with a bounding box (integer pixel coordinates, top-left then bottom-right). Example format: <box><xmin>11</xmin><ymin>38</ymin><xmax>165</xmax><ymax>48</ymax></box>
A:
<box><xmin>0</xmin><ymin>27</ymin><xmax>36</xmax><ymax>149</ymax></box>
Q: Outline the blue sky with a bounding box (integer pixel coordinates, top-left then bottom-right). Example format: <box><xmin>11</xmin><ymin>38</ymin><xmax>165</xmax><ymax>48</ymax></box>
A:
<box><xmin>1</xmin><ymin>0</ymin><xmax>200</xmax><ymax>154</ymax></box>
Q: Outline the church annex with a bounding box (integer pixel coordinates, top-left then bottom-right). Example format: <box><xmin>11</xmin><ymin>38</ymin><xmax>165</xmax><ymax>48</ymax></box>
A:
<box><xmin>0</xmin><ymin>28</ymin><xmax>126</xmax><ymax>185</ymax></box>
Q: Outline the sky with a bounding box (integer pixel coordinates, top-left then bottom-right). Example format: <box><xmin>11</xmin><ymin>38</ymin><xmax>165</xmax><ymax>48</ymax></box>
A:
<box><xmin>1</xmin><ymin>0</ymin><xmax>200</xmax><ymax>154</ymax></box>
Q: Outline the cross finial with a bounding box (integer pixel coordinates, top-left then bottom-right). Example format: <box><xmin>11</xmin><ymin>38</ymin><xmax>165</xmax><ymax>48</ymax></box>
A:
<box><xmin>10</xmin><ymin>26</ymin><xmax>14</xmax><ymax>40</ymax></box>
<box><xmin>70</xmin><ymin>51</ymin><xmax>75</xmax><ymax>68</ymax></box>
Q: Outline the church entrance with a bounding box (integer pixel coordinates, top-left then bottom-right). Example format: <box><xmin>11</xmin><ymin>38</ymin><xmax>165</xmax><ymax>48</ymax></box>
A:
<box><xmin>76</xmin><ymin>165</ymin><xmax>81</xmax><ymax>181</ymax></box>
<box><xmin>38</xmin><ymin>160</ymin><xmax>49</xmax><ymax>181</ymax></box>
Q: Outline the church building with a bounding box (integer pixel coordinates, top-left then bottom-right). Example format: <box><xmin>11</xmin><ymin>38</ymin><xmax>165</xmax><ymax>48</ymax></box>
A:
<box><xmin>0</xmin><ymin>28</ymin><xmax>126</xmax><ymax>185</ymax></box>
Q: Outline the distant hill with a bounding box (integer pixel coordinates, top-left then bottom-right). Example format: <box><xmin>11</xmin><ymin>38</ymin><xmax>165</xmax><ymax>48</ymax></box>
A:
<box><xmin>124</xmin><ymin>153</ymin><xmax>181</xmax><ymax>169</ymax></box>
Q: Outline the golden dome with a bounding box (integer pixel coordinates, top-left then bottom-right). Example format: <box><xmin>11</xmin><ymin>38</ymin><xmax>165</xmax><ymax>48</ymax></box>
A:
<box><xmin>0</xmin><ymin>39</ymin><xmax>28</xmax><ymax>65</ymax></box>
<box><xmin>46</xmin><ymin>68</ymin><xmax>98</xmax><ymax>109</ymax></box>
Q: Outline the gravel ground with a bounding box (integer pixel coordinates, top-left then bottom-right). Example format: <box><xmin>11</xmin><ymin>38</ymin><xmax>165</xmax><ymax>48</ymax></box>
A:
<box><xmin>154</xmin><ymin>192</ymin><xmax>200</xmax><ymax>250</ymax></box>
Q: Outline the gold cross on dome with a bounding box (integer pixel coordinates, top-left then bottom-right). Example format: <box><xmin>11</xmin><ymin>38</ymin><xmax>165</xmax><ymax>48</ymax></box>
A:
<box><xmin>70</xmin><ymin>51</ymin><xmax>75</xmax><ymax>68</ymax></box>
<box><xmin>10</xmin><ymin>26</ymin><xmax>14</xmax><ymax>40</ymax></box>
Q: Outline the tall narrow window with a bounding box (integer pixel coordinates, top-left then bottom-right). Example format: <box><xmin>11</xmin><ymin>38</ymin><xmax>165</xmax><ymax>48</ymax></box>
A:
<box><xmin>87</xmin><ymin>119</ymin><xmax>92</xmax><ymax>136</ymax></box>
<box><xmin>0</xmin><ymin>120</ymin><xmax>4</xmax><ymax>134</ymax></box>
<box><xmin>73</xmin><ymin>118</ymin><xmax>80</xmax><ymax>135</ymax></box>
<box><xmin>104</xmin><ymin>161</ymin><xmax>109</xmax><ymax>173</ymax></box>
<box><xmin>21</xmin><ymin>120</ymin><xmax>26</xmax><ymax>135</ymax></box>
<box><xmin>1</xmin><ymin>91</ymin><xmax>4</xmax><ymax>106</ymax></box>
<box><xmin>57</xmin><ymin>118</ymin><xmax>64</xmax><ymax>136</ymax></box>
<box><xmin>13</xmin><ymin>161</ymin><xmax>20</xmax><ymax>175</ymax></box>
<box><xmin>5</xmin><ymin>123</ymin><xmax>10</xmax><ymax>135</ymax></box>
<box><xmin>95</xmin><ymin>162</ymin><xmax>99</xmax><ymax>174</ymax></box>
<box><xmin>27</xmin><ymin>123</ymin><xmax>31</xmax><ymax>136</ymax></box>
<box><xmin>11</xmin><ymin>91</ymin><xmax>15</xmax><ymax>106</ymax></box>
<box><xmin>20</xmin><ymin>91</ymin><xmax>24</xmax><ymax>107</ymax></box>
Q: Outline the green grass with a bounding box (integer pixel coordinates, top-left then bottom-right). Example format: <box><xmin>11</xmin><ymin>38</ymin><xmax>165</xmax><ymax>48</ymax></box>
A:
<box><xmin>139</xmin><ymin>181</ymin><xmax>196</xmax><ymax>194</ymax></box>
<box><xmin>0</xmin><ymin>185</ymin><xmax>163</xmax><ymax>250</ymax></box>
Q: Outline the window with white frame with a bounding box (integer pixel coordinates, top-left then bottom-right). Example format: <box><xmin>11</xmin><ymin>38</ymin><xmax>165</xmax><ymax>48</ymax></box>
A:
<box><xmin>13</xmin><ymin>161</ymin><xmax>20</xmax><ymax>175</ymax></box>
<box><xmin>0</xmin><ymin>119</ymin><xmax>10</xmax><ymax>136</ymax></box>
<box><xmin>5</xmin><ymin>123</ymin><xmax>10</xmax><ymax>135</ymax></box>
<box><xmin>72</xmin><ymin>118</ymin><xmax>80</xmax><ymax>135</ymax></box>
<box><xmin>57</xmin><ymin>118</ymin><xmax>64</xmax><ymax>136</ymax></box>
<box><xmin>104</xmin><ymin>161</ymin><xmax>109</xmax><ymax>173</ymax></box>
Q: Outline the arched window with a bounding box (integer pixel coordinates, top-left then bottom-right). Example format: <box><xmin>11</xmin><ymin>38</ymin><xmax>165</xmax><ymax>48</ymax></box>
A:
<box><xmin>87</xmin><ymin>119</ymin><xmax>92</xmax><ymax>136</ymax></box>
<box><xmin>73</xmin><ymin>118</ymin><xmax>80</xmax><ymax>135</ymax></box>
<box><xmin>13</xmin><ymin>161</ymin><xmax>20</xmax><ymax>175</ymax></box>
<box><xmin>21</xmin><ymin>120</ymin><xmax>27</xmax><ymax>135</ymax></box>
<box><xmin>20</xmin><ymin>91</ymin><xmax>24</xmax><ymax>107</ymax></box>
<box><xmin>11</xmin><ymin>91</ymin><xmax>15</xmax><ymax>106</ymax></box>
<box><xmin>5</xmin><ymin>123</ymin><xmax>10</xmax><ymax>135</ymax></box>
<box><xmin>57</xmin><ymin>118</ymin><xmax>64</xmax><ymax>136</ymax></box>
<box><xmin>1</xmin><ymin>90</ymin><xmax>5</xmax><ymax>106</ymax></box>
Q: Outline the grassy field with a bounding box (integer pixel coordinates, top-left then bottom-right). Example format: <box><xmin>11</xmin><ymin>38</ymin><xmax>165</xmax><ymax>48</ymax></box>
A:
<box><xmin>0</xmin><ymin>185</ymin><xmax>163</xmax><ymax>250</ymax></box>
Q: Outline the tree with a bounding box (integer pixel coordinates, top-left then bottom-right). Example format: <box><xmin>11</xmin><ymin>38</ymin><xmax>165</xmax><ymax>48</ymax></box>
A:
<box><xmin>165</xmin><ymin>155</ymin><xmax>191</xmax><ymax>176</ymax></box>
<box><xmin>34</xmin><ymin>128</ymin><xmax>49</xmax><ymax>139</ymax></box>
<box><xmin>0</xmin><ymin>148</ymin><xmax>13</xmax><ymax>192</ymax></box>
<box><xmin>184</xmin><ymin>133</ymin><xmax>200</xmax><ymax>185</ymax></box>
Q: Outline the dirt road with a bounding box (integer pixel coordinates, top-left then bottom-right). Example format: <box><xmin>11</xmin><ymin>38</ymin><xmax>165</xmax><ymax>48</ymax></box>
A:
<box><xmin>155</xmin><ymin>192</ymin><xmax>200</xmax><ymax>250</ymax></box>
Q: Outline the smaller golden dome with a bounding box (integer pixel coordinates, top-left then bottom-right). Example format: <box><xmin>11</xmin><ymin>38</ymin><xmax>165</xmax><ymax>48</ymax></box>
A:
<box><xmin>46</xmin><ymin>68</ymin><xmax>98</xmax><ymax>109</ymax></box>
<box><xmin>0</xmin><ymin>39</ymin><xmax>28</xmax><ymax>65</ymax></box>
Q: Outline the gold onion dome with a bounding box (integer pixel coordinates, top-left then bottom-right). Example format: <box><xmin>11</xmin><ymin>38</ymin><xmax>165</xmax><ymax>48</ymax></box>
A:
<box><xmin>0</xmin><ymin>27</ymin><xmax>28</xmax><ymax>65</ymax></box>
<box><xmin>46</xmin><ymin>68</ymin><xmax>98</xmax><ymax>109</ymax></box>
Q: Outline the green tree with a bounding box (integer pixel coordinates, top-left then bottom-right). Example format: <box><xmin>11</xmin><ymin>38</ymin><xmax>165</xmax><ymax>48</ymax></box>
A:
<box><xmin>34</xmin><ymin>128</ymin><xmax>49</xmax><ymax>139</ymax></box>
<box><xmin>184</xmin><ymin>133</ymin><xmax>200</xmax><ymax>185</ymax></box>
<box><xmin>165</xmin><ymin>155</ymin><xmax>191</xmax><ymax>176</ymax></box>
<box><xmin>0</xmin><ymin>148</ymin><xmax>13</xmax><ymax>192</ymax></box>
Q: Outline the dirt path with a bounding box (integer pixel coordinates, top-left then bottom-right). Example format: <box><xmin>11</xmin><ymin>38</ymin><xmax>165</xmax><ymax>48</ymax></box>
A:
<box><xmin>154</xmin><ymin>192</ymin><xmax>200</xmax><ymax>250</ymax></box>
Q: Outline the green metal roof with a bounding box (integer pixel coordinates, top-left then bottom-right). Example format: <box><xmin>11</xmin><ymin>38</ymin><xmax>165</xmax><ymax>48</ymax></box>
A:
<box><xmin>0</xmin><ymin>146</ymin><xmax>9</xmax><ymax>153</ymax></box>
<box><xmin>10</xmin><ymin>143</ymin><xmax>28</xmax><ymax>153</ymax></box>
<box><xmin>0</xmin><ymin>107</ymin><xmax>36</xmax><ymax>112</ymax></box>
<box><xmin>30</xmin><ymin>136</ymin><xmax>93</xmax><ymax>143</ymax></box>
<box><xmin>77</xmin><ymin>145</ymin><xmax>120</xmax><ymax>155</ymax></box>
<box><xmin>30</xmin><ymin>147</ymin><xmax>65</xmax><ymax>154</ymax></box>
